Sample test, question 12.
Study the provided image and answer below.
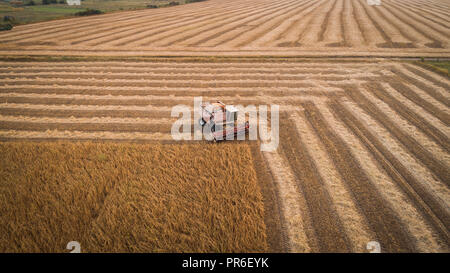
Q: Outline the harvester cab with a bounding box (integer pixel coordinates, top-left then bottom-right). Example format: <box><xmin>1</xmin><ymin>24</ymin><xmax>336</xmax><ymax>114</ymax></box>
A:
<box><xmin>199</xmin><ymin>101</ymin><xmax>249</xmax><ymax>141</ymax></box>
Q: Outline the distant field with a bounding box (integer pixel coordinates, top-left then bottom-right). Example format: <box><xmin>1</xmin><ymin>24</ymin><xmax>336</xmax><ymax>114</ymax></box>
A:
<box><xmin>0</xmin><ymin>0</ymin><xmax>448</xmax><ymax>57</ymax></box>
<box><xmin>0</xmin><ymin>142</ymin><xmax>268</xmax><ymax>252</ymax></box>
<box><xmin>0</xmin><ymin>0</ymin><xmax>197</xmax><ymax>25</ymax></box>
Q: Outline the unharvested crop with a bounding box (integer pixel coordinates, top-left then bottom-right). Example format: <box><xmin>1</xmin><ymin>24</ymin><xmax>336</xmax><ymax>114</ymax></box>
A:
<box><xmin>0</xmin><ymin>142</ymin><xmax>268</xmax><ymax>252</ymax></box>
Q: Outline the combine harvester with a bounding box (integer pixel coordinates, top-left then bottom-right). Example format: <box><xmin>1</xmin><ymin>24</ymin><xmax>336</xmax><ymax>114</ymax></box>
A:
<box><xmin>198</xmin><ymin>101</ymin><xmax>249</xmax><ymax>142</ymax></box>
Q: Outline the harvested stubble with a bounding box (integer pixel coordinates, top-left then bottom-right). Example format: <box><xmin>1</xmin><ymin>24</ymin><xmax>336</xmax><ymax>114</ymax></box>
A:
<box><xmin>0</xmin><ymin>0</ymin><xmax>449</xmax><ymax>57</ymax></box>
<box><xmin>0</xmin><ymin>142</ymin><xmax>267</xmax><ymax>253</ymax></box>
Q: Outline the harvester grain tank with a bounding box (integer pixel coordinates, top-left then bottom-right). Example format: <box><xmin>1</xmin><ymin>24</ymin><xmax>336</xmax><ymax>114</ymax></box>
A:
<box><xmin>198</xmin><ymin>101</ymin><xmax>249</xmax><ymax>141</ymax></box>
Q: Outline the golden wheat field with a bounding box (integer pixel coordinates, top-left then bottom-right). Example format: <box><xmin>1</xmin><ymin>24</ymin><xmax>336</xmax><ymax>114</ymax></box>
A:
<box><xmin>0</xmin><ymin>142</ymin><xmax>271</xmax><ymax>253</ymax></box>
<box><xmin>0</xmin><ymin>0</ymin><xmax>449</xmax><ymax>254</ymax></box>
<box><xmin>0</xmin><ymin>0</ymin><xmax>449</xmax><ymax>57</ymax></box>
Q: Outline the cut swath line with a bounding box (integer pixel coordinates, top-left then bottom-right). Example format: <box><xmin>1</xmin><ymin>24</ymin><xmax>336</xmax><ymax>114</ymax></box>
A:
<box><xmin>301</xmin><ymin>101</ymin><xmax>416</xmax><ymax>252</ymax></box>
<box><xmin>148</xmin><ymin>0</ymin><xmax>305</xmax><ymax>47</ymax></box>
<box><xmin>262</xmin><ymin>150</ymin><xmax>312</xmax><ymax>253</ymax></box>
<box><xmin>0</xmin><ymin>108</ymin><xmax>170</xmax><ymax>119</ymax></box>
<box><xmin>193</xmin><ymin>0</ymin><xmax>308</xmax><ymax>47</ymax></box>
<box><xmin>0</xmin><ymin>67</ymin><xmax>363</xmax><ymax>74</ymax></box>
<box><xmin>0</xmin><ymin>95</ymin><xmax>337</xmax><ymax>107</ymax></box>
<box><xmin>392</xmin><ymin>67</ymin><xmax>449</xmax><ymax>108</ymax></box>
<box><xmin>318</xmin><ymin>99</ymin><xmax>448</xmax><ymax>252</ymax></box>
<box><xmin>241</xmin><ymin>0</ymin><xmax>323</xmax><ymax>47</ymax></box>
<box><xmin>279</xmin><ymin>112</ymin><xmax>352</xmax><ymax>252</ymax></box>
<box><xmin>4</xmin><ymin>1</ymin><xmax>225</xmax><ymax>45</ymax></box>
<box><xmin>330</xmin><ymin>99</ymin><xmax>450</xmax><ymax>248</ymax></box>
<box><xmin>250</xmin><ymin>144</ymin><xmax>290</xmax><ymax>252</ymax></box>
<box><xmin>0</xmin><ymin>0</ymin><xmax>448</xmax><ymax>52</ymax></box>
<box><xmin>291</xmin><ymin>111</ymin><xmax>373</xmax><ymax>252</ymax></box>
<box><xmin>272</xmin><ymin>0</ymin><xmax>328</xmax><ymax>47</ymax></box>
<box><xmin>381</xmin><ymin>1</ymin><xmax>449</xmax><ymax>43</ymax></box>
<box><xmin>297</xmin><ymin>0</ymin><xmax>336</xmax><ymax>45</ymax></box>
<box><xmin>340</xmin><ymin>98</ymin><xmax>450</xmax><ymax>210</ymax></box>
<box><xmin>404</xmin><ymin>64</ymin><xmax>450</xmax><ymax>91</ymax></box>
<box><xmin>153</xmin><ymin>0</ymin><xmax>294</xmax><ymax>47</ymax></box>
<box><xmin>0</xmin><ymin>115</ymin><xmax>179</xmax><ymax>124</ymax></box>
<box><xmin>233</xmin><ymin>0</ymin><xmax>319</xmax><ymax>47</ymax></box>
<box><xmin>0</xmin><ymin>85</ymin><xmax>331</xmax><ymax>92</ymax></box>
<box><xmin>0</xmin><ymin>62</ymin><xmax>391</xmax><ymax>68</ymax></box>
<box><xmin>317</xmin><ymin>0</ymin><xmax>339</xmax><ymax>42</ymax></box>
<box><xmin>0</xmin><ymin>72</ymin><xmax>377</xmax><ymax>81</ymax></box>
<box><xmin>387</xmin><ymin>80</ymin><xmax>450</xmax><ymax>125</ymax></box>
<box><xmin>346</xmin><ymin>86</ymin><xmax>450</xmax><ymax>186</ymax></box>
<box><xmin>380</xmin><ymin>82</ymin><xmax>450</xmax><ymax>137</ymax></box>
<box><xmin>0</xmin><ymin>103</ymin><xmax>176</xmax><ymax>112</ymax></box>
<box><xmin>0</xmin><ymin>129</ymin><xmax>175</xmax><ymax>140</ymax></box>
<box><xmin>364</xmin><ymin>82</ymin><xmax>450</xmax><ymax>153</ymax></box>
<box><xmin>95</xmin><ymin>1</ymin><xmax>259</xmax><ymax>47</ymax></box>
<box><xmin>375</xmin><ymin>4</ymin><xmax>429</xmax><ymax>45</ymax></box>
<box><xmin>0</xmin><ymin>121</ymin><xmax>174</xmax><ymax>133</ymax></box>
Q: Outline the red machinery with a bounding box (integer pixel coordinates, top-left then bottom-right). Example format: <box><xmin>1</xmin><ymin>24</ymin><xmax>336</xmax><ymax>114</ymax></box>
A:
<box><xmin>199</xmin><ymin>101</ymin><xmax>249</xmax><ymax>141</ymax></box>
